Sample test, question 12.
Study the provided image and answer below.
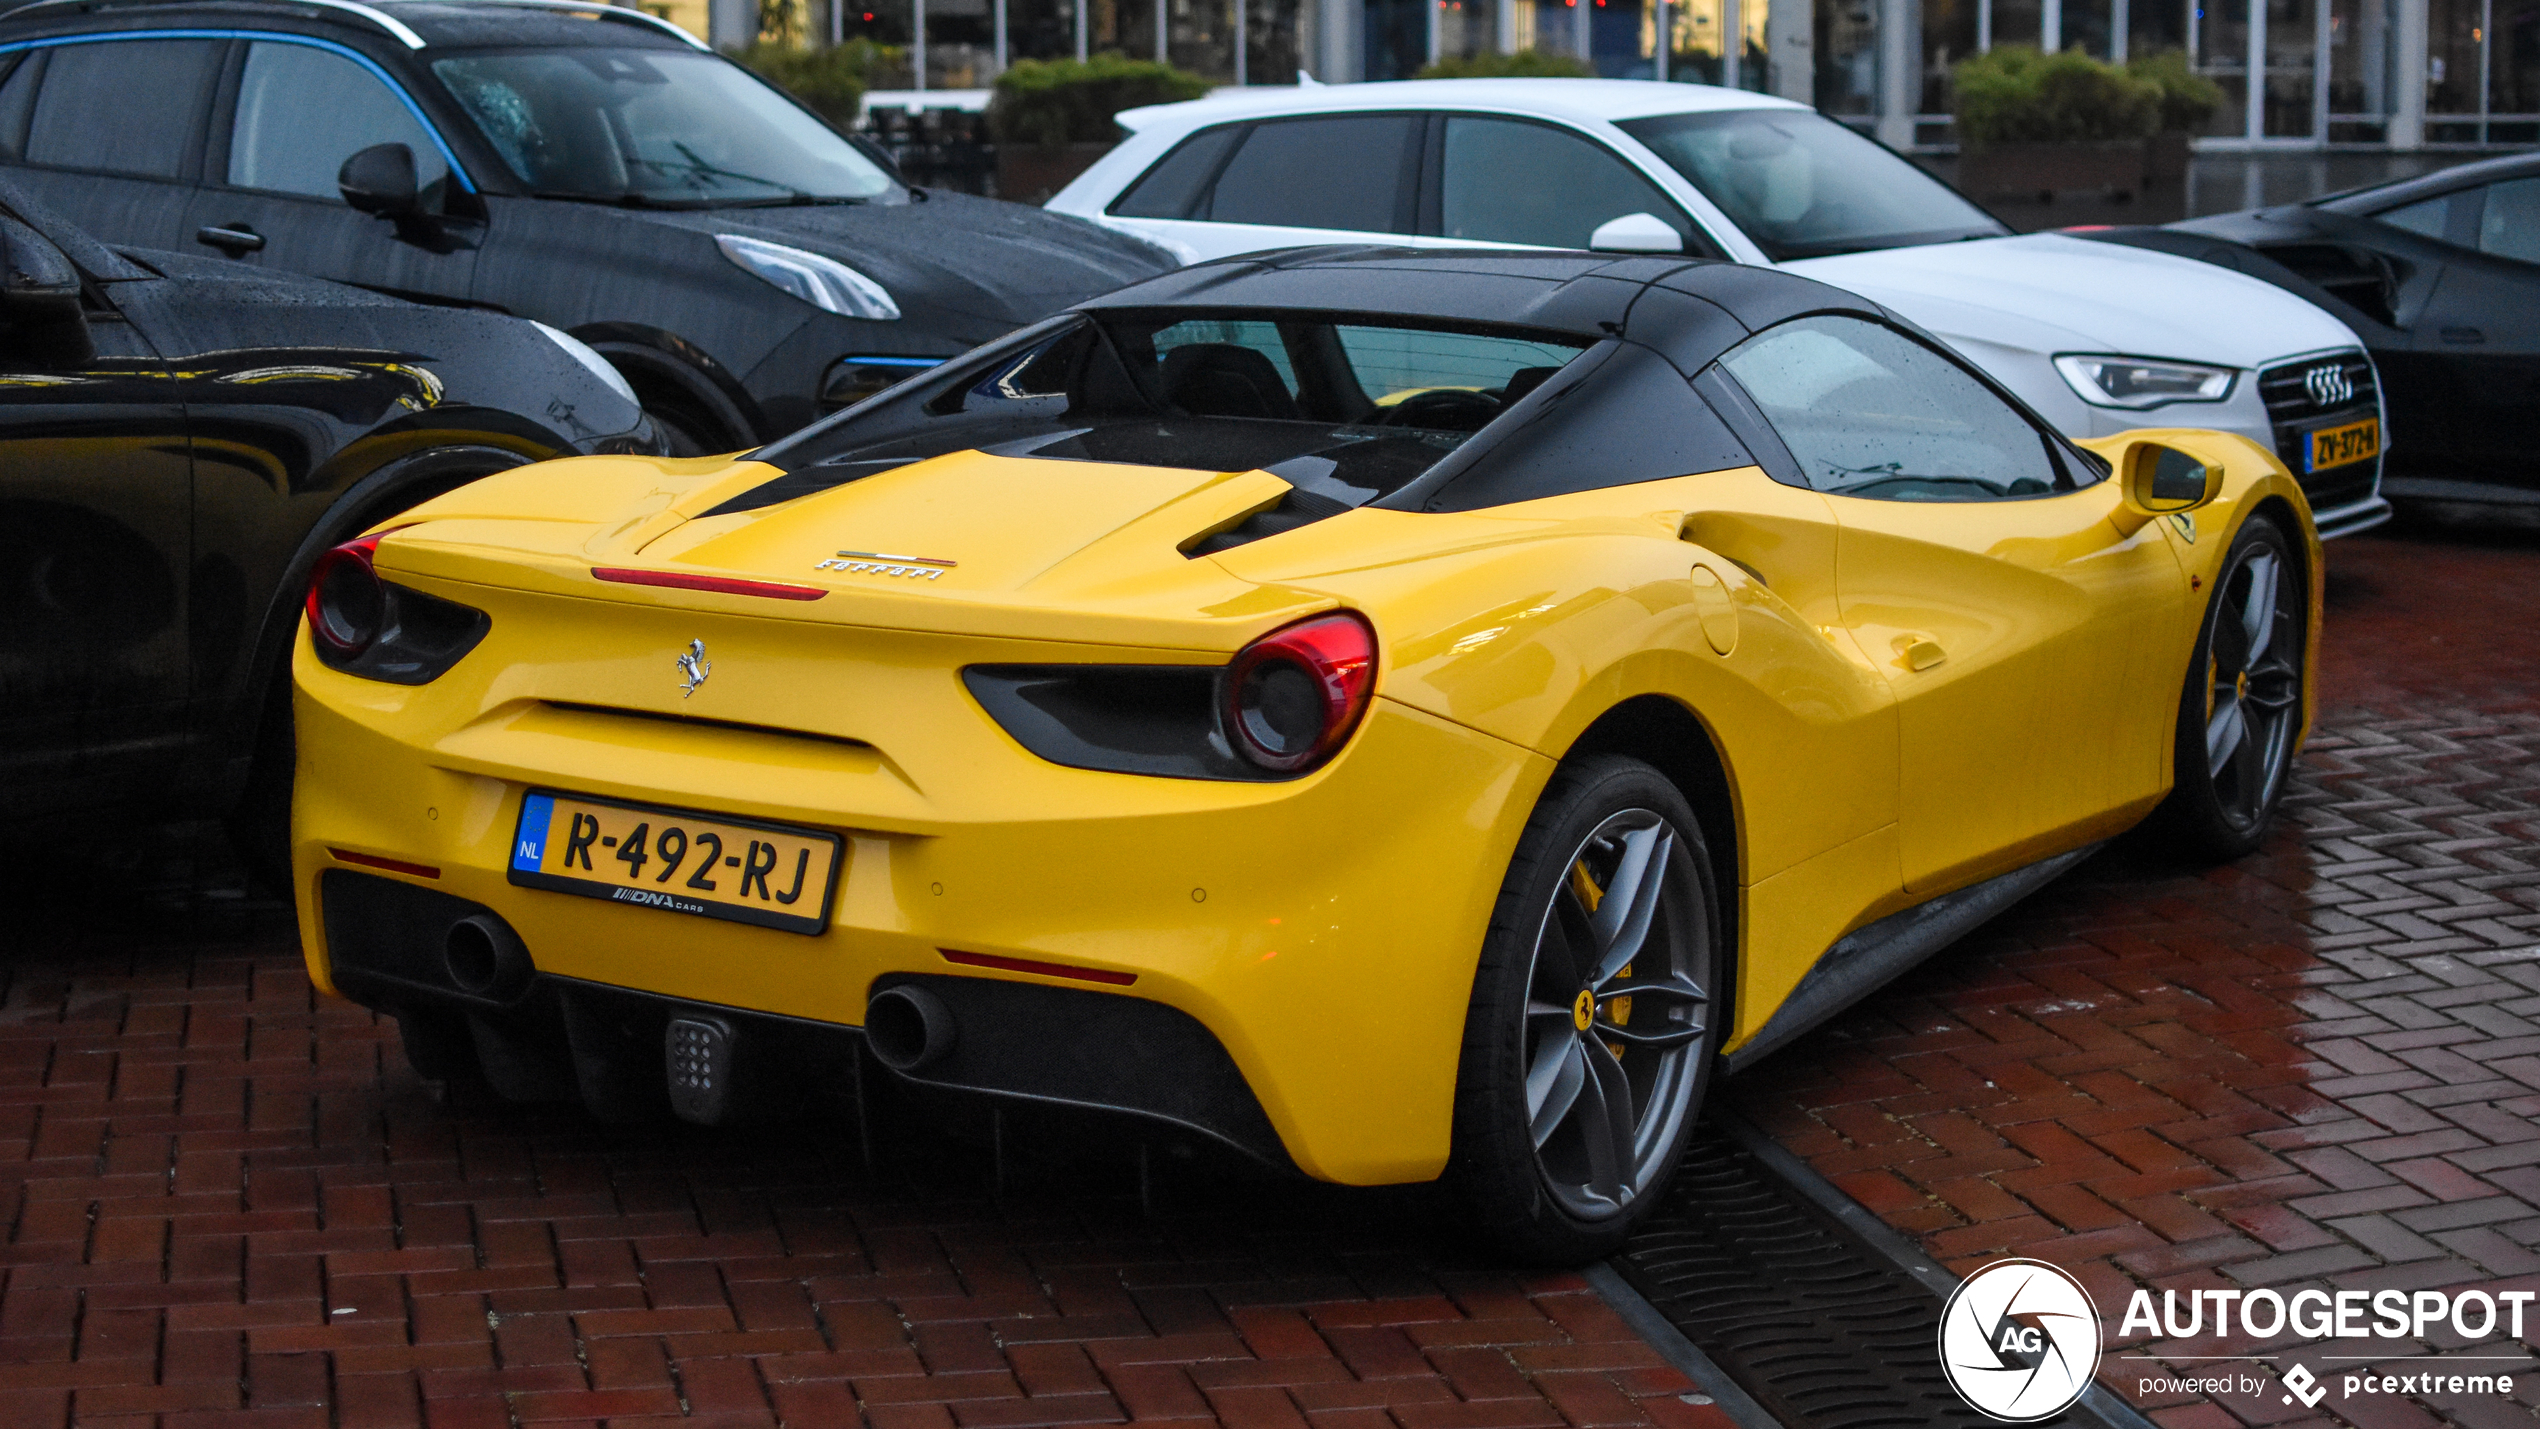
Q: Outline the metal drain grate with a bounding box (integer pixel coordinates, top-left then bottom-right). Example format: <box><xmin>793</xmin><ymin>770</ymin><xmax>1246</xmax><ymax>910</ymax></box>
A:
<box><xmin>1614</xmin><ymin>1123</ymin><xmax>2049</xmax><ymax>1429</ymax></box>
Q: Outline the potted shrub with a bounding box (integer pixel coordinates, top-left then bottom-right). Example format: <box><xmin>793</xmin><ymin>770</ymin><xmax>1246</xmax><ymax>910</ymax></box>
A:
<box><xmin>738</xmin><ymin>39</ymin><xmax>892</xmax><ymax>128</ymax></box>
<box><xmin>1951</xmin><ymin>46</ymin><xmax>2161</xmax><ymax>206</ymax></box>
<box><xmin>986</xmin><ymin>55</ymin><xmax>1209</xmax><ymax>203</ymax></box>
<box><xmin>2127</xmin><ymin>49</ymin><xmax>2224</xmax><ymax>182</ymax></box>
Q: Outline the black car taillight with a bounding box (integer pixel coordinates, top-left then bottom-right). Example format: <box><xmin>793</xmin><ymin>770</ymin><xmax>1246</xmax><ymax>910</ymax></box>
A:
<box><xmin>962</xmin><ymin>611</ymin><xmax>1378</xmax><ymax>783</ymax></box>
<box><xmin>304</xmin><ymin>534</ymin><xmax>490</xmax><ymax>685</ymax></box>
<box><xmin>1222</xmin><ymin>614</ymin><xmax>1376</xmax><ymax>773</ymax></box>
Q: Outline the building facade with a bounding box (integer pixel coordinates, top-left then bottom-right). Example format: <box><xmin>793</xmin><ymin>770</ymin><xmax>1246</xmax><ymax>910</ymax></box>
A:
<box><xmin>694</xmin><ymin>0</ymin><xmax>2531</xmax><ymax>148</ymax></box>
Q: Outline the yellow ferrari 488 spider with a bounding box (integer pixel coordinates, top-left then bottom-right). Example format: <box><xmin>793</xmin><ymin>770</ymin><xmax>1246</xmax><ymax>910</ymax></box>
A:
<box><xmin>292</xmin><ymin>249</ymin><xmax>2320</xmax><ymax>1259</ymax></box>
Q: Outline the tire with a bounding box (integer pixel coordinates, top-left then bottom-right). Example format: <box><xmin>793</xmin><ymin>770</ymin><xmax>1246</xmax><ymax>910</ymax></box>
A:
<box><xmin>647</xmin><ymin>402</ymin><xmax>718</xmax><ymax>458</ymax></box>
<box><xmin>2155</xmin><ymin>514</ymin><xmax>2306</xmax><ymax>862</ymax></box>
<box><xmin>1446</xmin><ymin>754</ymin><xmax>1724</xmax><ymax>1263</ymax></box>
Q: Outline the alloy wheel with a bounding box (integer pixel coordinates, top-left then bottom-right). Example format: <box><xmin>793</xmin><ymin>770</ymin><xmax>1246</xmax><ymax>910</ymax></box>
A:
<box><xmin>2203</xmin><ymin>542</ymin><xmax>2303</xmax><ymax>831</ymax></box>
<box><xmin>1519</xmin><ymin>808</ymin><xmax>1711</xmax><ymax>1219</ymax></box>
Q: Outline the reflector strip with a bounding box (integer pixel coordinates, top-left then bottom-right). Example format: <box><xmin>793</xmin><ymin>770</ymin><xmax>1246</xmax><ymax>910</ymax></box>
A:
<box><xmin>938</xmin><ymin>949</ymin><xmax>1137</xmax><ymax>986</ymax></box>
<box><xmin>592</xmin><ymin>568</ymin><xmax>826</xmax><ymax>601</ymax></box>
<box><xmin>329</xmin><ymin>848</ymin><xmax>441</xmax><ymax>879</ymax></box>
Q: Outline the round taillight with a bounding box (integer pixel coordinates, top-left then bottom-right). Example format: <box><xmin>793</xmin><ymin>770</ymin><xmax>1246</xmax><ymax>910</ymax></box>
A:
<box><xmin>1222</xmin><ymin>613</ymin><xmax>1376</xmax><ymax>773</ymax></box>
<box><xmin>306</xmin><ymin>535</ymin><xmax>388</xmax><ymax>657</ymax></box>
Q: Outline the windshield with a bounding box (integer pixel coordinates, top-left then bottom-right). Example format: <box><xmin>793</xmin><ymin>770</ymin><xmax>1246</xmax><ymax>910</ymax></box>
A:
<box><xmin>750</xmin><ymin>311</ymin><xmax>1593</xmax><ymax>505</ymax></box>
<box><xmin>431</xmin><ymin>48</ymin><xmax>894</xmax><ymax>205</ymax></box>
<box><xmin>1617</xmin><ymin>109</ymin><xmax>2006</xmax><ymax>261</ymax></box>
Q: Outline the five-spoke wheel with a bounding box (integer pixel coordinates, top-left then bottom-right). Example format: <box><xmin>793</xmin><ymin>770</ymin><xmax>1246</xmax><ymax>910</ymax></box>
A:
<box><xmin>2161</xmin><ymin>515</ymin><xmax>2306</xmax><ymax>860</ymax></box>
<box><xmin>1450</xmin><ymin>756</ymin><xmax>1721</xmax><ymax>1261</ymax></box>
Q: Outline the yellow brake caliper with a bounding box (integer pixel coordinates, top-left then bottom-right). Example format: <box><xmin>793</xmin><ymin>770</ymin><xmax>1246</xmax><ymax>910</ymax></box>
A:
<box><xmin>1569</xmin><ymin>860</ymin><xmax>1631</xmax><ymax>1058</ymax></box>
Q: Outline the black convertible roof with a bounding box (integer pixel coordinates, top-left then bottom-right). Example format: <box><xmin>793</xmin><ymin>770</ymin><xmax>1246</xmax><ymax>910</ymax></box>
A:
<box><xmin>1081</xmin><ymin>247</ymin><xmax>1889</xmax><ymax>381</ymax></box>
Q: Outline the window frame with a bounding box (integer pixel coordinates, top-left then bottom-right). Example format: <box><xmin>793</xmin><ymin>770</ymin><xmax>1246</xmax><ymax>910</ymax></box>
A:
<box><xmin>214</xmin><ymin>34</ymin><xmax>464</xmax><ymax>203</ymax></box>
<box><xmin>0</xmin><ymin>29</ymin><xmax>475</xmax><ymax>195</ymax></box>
<box><xmin>1107</xmin><ymin>107</ymin><xmax>1732</xmax><ymax>259</ymax></box>
<box><xmin>1419</xmin><ymin>110</ymin><xmax>1722</xmax><ymax>259</ymax></box>
<box><xmin>1109</xmin><ymin>111</ymin><xmax>1429</xmax><ymax>236</ymax></box>
<box><xmin>0</xmin><ymin>31</ymin><xmax>229</xmax><ymax>182</ymax></box>
<box><xmin>1702</xmin><ymin>309</ymin><xmax>2110</xmax><ymax>504</ymax></box>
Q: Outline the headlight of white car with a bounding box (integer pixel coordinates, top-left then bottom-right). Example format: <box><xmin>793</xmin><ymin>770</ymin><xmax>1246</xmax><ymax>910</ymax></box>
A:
<box><xmin>715</xmin><ymin>234</ymin><xmax>901</xmax><ymax>321</ymax></box>
<box><xmin>2054</xmin><ymin>355</ymin><xmax>2236</xmax><ymax>409</ymax></box>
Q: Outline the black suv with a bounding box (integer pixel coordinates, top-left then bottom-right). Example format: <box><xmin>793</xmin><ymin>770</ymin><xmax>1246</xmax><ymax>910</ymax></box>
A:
<box><xmin>0</xmin><ymin>176</ymin><xmax>649</xmax><ymax>854</ymax></box>
<box><xmin>0</xmin><ymin>0</ymin><xmax>1172</xmax><ymax>452</ymax></box>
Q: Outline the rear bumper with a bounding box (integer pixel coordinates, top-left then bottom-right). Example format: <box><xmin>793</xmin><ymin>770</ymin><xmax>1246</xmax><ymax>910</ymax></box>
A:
<box><xmin>291</xmin><ymin>629</ymin><xmax>1551</xmax><ymax>1185</ymax></box>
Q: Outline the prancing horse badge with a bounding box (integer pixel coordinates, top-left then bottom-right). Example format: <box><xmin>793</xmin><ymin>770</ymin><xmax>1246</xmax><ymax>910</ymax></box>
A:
<box><xmin>675</xmin><ymin>639</ymin><xmax>710</xmax><ymax>698</ymax></box>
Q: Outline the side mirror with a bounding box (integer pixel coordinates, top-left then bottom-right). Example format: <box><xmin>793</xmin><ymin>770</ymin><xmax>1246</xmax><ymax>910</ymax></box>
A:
<box><xmin>1588</xmin><ymin>212</ymin><xmax>1685</xmax><ymax>254</ymax></box>
<box><xmin>340</xmin><ymin>142</ymin><xmax>423</xmax><ymax>219</ymax></box>
<box><xmin>2113</xmin><ymin>441</ymin><xmax>2224</xmax><ymax>534</ymax></box>
<box><xmin>0</xmin><ymin>214</ymin><xmax>94</xmax><ymax>367</ymax></box>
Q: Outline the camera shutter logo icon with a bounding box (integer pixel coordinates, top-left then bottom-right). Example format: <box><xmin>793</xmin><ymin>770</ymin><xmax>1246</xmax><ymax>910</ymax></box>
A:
<box><xmin>1938</xmin><ymin>1259</ymin><xmax>2103</xmax><ymax>1421</ymax></box>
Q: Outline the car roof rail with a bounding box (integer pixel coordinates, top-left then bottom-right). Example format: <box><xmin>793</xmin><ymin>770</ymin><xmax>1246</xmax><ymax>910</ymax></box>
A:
<box><xmin>0</xmin><ymin>0</ymin><xmax>428</xmax><ymax>45</ymax></box>
<box><xmin>375</xmin><ymin>0</ymin><xmax>708</xmax><ymax>49</ymax></box>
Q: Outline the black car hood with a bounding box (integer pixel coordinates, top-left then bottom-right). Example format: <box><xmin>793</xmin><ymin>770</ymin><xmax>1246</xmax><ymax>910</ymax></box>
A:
<box><xmin>638</xmin><ymin>192</ymin><xmax>1174</xmax><ymax>326</ymax></box>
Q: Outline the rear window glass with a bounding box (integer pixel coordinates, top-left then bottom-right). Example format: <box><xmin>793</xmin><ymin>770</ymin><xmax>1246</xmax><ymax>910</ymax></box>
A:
<box><xmin>24</xmin><ymin>39</ymin><xmax>221</xmax><ymax>178</ymax></box>
<box><xmin>1112</xmin><ymin>115</ymin><xmax>1422</xmax><ymax>233</ymax></box>
<box><xmin>753</xmin><ymin>310</ymin><xmax>1592</xmax><ymax>507</ymax></box>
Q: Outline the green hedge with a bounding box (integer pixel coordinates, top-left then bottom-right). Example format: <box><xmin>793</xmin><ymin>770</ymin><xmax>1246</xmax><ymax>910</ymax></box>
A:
<box><xmin>1413</xmin><ymin>48</ymin><xmax>1593</xmax><ymax>79</ymax></box>
<box><xmin>737</xmin><ymin>41</ymin><xmax>894</xmax><ymax>127</ymax></box>
<box><xmin>986</xmin><ymin>55</ymin><xmax>1210</xmax><ymax>147</ymax></box>
<box><xmin>2126</xmin><ymin>48</ymin><xmax>2224</xmax><ymax>134</ymax></box>
<box><xmin>1951</xmin><ymin>46</ymin><xmax>2161</xmax><ymax>144</ymax></box>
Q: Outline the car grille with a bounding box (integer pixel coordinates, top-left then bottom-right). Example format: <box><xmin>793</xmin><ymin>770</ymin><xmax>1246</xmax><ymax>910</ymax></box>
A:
<box><xmin>2256</xmin><ymin>351</ymin><xmax>2382</xmax><ymax>514</ymax></box>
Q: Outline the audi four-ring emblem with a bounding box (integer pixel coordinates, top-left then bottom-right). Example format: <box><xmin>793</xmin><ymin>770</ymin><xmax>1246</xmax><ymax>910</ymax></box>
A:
<box><xmin>2304</xmin><ymin>363</ymin><xmax>2354</xmax><ymax>408</ymax></box>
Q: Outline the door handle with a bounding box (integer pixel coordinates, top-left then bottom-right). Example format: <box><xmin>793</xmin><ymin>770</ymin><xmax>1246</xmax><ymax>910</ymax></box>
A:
<box><xmin>196</xmin><ymin>224</ymin><xmax>264</xmax><ymax>254</ymax></box>
<box><xmin>2441</xmin><ymin>325</ymin><xmax>2486</xmax><ymax>344</ymax></box>
<box><xmin>1896</xmin><ymin>636</ymin><xmax>1946</xmax><ymax>672</ymax></box>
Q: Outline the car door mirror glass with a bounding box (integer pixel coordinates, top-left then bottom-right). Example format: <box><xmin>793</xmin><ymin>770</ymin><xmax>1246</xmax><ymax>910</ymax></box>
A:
<box><xmin>1588</xmin><ymin>212</ymin><xmax>1684</xmax><ymax>253</ymax></box>
<box><xmin>340</xmin><ymin>142</ymin><xmax>424</xmax><ymax>219</ymax></box>
<box><xmin>0</xmin><ymin>213</ymin><xmax>94</xmax><ymax>366</ymax></box>
<box><xmin>2477</xmin><ymin>177</ymin><xmax>2540</xmax><ymax>264</ymax></box>
<box><xmin>2126</xmin><ymin>443</ymin><xmax>2220</xmax><ymax>513</ymax></box>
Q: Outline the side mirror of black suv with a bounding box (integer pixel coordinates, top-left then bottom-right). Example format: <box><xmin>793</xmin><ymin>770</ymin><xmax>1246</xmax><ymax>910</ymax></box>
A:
<box><xmin>0</xmin><ymin>214</ymin><xmax>93</xmax><ymax>366</ymax></box>
<box><xmin>340</xmin><ymin>142</ymin><xmax>424</xmax><ymax>220</ymax></box>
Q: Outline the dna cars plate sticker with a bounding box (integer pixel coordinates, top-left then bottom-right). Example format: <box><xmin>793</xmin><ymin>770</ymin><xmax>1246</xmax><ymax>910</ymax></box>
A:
<box><xmin>509</xmin><ymin>790</ymin><xmax>842</xmax><ymax>935</ymax></box>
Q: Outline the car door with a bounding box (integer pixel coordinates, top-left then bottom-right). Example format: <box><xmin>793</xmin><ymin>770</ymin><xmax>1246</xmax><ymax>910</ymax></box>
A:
<box><xmin>180</xmin><ymin>37</ymin><xmax>479</xmax><ymax>302</ymax></box>
<box><xmin>0</xmin><ymin>36</ymin><xmax>222</xmax><ymax>251</ymax></box>
<box><xmin>1711</xmin><ymin>313</ymin><xmax>2190</xmax><ymax>894</ymax></box>
<box><xmin>2370</xmin><ymin>178</ymin><xmax>2540</xmax><ymax>498</ymax></box>
<box><xmin>0</xmin><ymin>215</ymin><xmax>195</xmax><ymax>812</ymax></box>
<box><xmin>1099</xmin><ymin>113</ymin><xmax>1425</xmax><ymax>261</ymax></box>
<box><xmin>1428</xmin><ymin>114</ymin><xmax>1723</xmax><ymax>256</ymax></box>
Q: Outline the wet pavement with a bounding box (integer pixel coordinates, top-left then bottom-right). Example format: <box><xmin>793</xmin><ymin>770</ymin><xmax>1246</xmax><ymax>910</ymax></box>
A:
<box><xmin>3</xmin><ymin>518</ymin><xmax>2537</xmax><ymax>1428</ymax></box>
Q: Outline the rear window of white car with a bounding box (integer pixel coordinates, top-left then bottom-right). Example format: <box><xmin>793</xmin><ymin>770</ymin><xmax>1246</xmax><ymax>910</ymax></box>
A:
<box><xmin>1112</xmin><ymin>115</ymin><xmax>1422</xmax><ymax>234</ymax></box>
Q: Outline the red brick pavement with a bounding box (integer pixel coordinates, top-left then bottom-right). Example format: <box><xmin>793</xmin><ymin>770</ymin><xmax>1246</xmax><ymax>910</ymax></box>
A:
<box><xmin>1735</xmin><ymin>524</ymin><xmax>2540</xmax><ymax>1427</ymax></box>
<box><xmin>0</xmin><ymin>873</ymin><xmax>1738</xmax><ymax>1428</ymax></box>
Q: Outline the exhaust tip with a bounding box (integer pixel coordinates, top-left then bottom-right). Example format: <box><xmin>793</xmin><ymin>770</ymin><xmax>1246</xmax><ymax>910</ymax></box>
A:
<box><xmin>444</xmin><ymin>914</ymin><xmax>532</xmax><ymax>1000</ymax></box>
<box><xmin>866</xmin><ymin>984</ymin><xmax>956</xmax><ymax>1072</ymax></box>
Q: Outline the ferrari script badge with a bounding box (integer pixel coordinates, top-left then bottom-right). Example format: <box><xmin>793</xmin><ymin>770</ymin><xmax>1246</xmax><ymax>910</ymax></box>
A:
<box><xmin>815</xmin><ymin>549</ymin><xmax>957</xmax><ymax>581</ymax></box>
<box><xmin>675</xmin><ymin>639</ymin><xmax>711</xmax><ymax>699</ymax></box>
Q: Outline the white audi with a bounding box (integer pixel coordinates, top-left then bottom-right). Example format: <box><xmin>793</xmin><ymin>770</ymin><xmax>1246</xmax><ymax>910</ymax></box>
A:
<box><xmin>1049</xmin><ymin>78</ymin><xmax>2389</xmax><ymax>536</ymax></box>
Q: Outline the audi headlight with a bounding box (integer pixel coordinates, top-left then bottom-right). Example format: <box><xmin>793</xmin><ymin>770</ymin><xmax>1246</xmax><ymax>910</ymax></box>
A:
<box><xmin>2054</xmin><ymin>355</ymin><xmax>2236</xmax><ymax>409</ymax></box>
<box><xmin>715</xmin><ymin>234</ymin><xmax>900</xmax><ymax>321</ymax></box>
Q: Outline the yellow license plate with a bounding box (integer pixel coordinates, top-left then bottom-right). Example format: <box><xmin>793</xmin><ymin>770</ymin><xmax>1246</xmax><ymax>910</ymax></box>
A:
<box><xmin>2307</xmin><ymin>416</ymin><xmax>2380</xmax><ymax>473</ymax></box>
<box><xmin>508</xmin><ymin>791</ymin><xmax>842</xmax><ymax>935</ymax></box>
